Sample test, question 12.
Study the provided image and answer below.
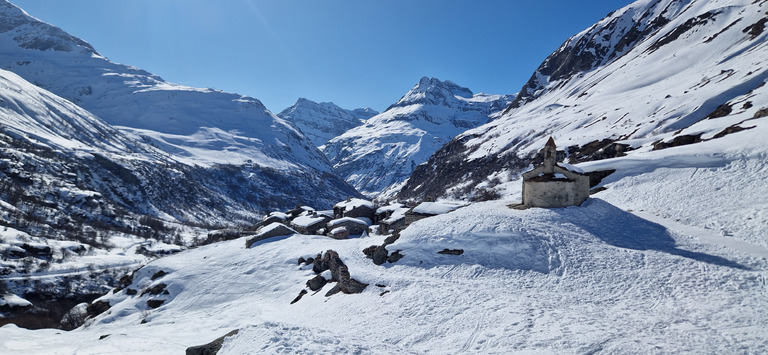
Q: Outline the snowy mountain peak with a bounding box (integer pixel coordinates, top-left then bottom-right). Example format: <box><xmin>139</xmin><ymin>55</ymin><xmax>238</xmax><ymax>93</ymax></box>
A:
<box><xmin>277</xmin><ymin>98</ymin><xmax>378</xmax><ymax>146</ymax></box>
<box><xmin>0</xmin><ymin>1</ymin><xmax>97</xmax><ymax>55</ymax></box>
<box><xmin>399</xmin><ymin>0</ymin><xmax>768</xmax><ymax>203</ymax></box>
<box><xmin>390</xmin><ymin>76</ymin><xmax>475</xmax><ymax>109</ymax></box>
<box><xmin>322</xmin><ymin>77</ymin><xmax>513</xmax><ymax>197</ymax></box>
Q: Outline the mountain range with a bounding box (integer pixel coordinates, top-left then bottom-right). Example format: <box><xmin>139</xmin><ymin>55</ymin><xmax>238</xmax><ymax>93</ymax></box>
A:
<box><xmin>322</xmin><ymin>77</ymin><xmax>513</xmax><ymax>198</ymax></box>
<box><xmin>1</xmin><ymin>0</ymin><xmax>767</xmax><ymax>352</ymax></box>
<box><xmin>277</xmin><ymin>98</ymin><xmax>377</xmax><ymax>147</ymax></box>
<box><xmin>398</xmin><ymin>0</ymin><xmax>768</xmax><ymax>201</ymax></box>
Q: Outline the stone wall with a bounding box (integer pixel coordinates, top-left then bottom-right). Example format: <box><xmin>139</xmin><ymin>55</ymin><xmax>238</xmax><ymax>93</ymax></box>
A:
<box><xmin>523</xmin><ymin>175</ymin><xmax>589</xmax><ymax>208</ymax></box>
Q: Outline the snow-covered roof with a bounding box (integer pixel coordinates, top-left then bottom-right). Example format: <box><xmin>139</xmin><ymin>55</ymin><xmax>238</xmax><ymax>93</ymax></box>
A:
<box><xmin>264</xmin><ymin>212</ymin><xmax>288</xmax><ymax>221</ymax></box>
<box><xmin>411</xmin><ymin>202</ymin><xmax>465</xmax><ymax>215</ymax></box>
<box><xmin>334</xmin><ymin>198</ymin><xmax>375</xmax><ymax>211</ymax></box>
<box><xmin>291</xmin><ymin>214</ymin><xmax>329</xmax><ymax>227</ymax></box>
<box><xmin>328</xmin><ymin>217</ymin><xmax>369</xmax><ymax>227</ymax></box>
<box><xmin>376</xmin><ymin>203</ymin><xmax>405</xmax><ymax>214</ymax></box>
<box><xmin>557</xmin><ymin>162</ymin><xmax>585</xmax><ymax>173</ymax></box>
<box><xmin>257</xmin><ymin>222</ymin><xmax>296</xmax><ymax>235</ymax></box>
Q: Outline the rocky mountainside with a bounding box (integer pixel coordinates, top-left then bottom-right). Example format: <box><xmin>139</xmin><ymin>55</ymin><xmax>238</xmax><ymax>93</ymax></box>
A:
<box><xmin>0</xmin><ymin>1</ymin><xmax>360</xmax><ymax>215</ymax></box>
<box><xmin>399</xmin><ymin>0</ymin><xmax>768</xmax><ymax>201</ymax></box>
<box><xmin>322</xmin><ymin>77</ymin><xmax>513</xmax><ymax>198</ymax></box>
<box><xmin>277</xmin><ymin>98</ymin><xmax>377</xmax><ymax>146</ymax></box>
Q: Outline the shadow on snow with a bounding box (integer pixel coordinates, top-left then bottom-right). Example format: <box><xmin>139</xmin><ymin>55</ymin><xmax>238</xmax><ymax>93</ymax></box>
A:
<box><xmin>553</xmin><ymin>199</ymin><xmax>749</xmax><ymax>270</ymax></box>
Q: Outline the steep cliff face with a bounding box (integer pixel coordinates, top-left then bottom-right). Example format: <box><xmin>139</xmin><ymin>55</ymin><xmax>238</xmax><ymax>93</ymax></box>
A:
<box><xmin>321</xmin><ymin>77</ymin><xmax>513</xmax><ymax>198</ymax></box>
<box><xmin>277</xmin><ymin>98</ymin><xmax>377</xmax><ymax>147</ymax></box>
<box><xmin>399</xmin><ymin>0</ymin><xmax>768</xmax><ymax>201</ymax></box>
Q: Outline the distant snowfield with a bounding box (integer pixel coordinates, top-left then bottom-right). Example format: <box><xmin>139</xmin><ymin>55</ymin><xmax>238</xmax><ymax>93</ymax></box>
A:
<box><xmin>2</xmin><ymin>127</ymin><xmax>765</xmax><ymax>353</ymax></box>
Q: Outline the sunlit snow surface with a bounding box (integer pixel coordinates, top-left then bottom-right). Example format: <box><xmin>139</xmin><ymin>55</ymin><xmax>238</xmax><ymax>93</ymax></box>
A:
<box><xmin>2</xmin><ymin>125</ymin><xmax>766</xmax><ymax>354</ymax></box>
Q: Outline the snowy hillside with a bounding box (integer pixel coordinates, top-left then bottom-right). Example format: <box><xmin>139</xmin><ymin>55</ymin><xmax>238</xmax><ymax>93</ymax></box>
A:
<box><xmin>278</xmin><ymin>98</ymin><xmax>377</xmax><ymax>146</ymax></box>
<box><xmin>1</xmin><ymin>178</ymin><xmax>765</xmax><ymax>352</ymax></box>
<box><xmin>322</xmin><ymin>77</ymin><xmax>513</xmax><ymax>198</ymax></box>
<box><xmin>0</xmin><ymin>0</ymin><xmax>329</xmax><ymax>171</ymax></box>
<box><xmin>0</xmin><ymin>1</ymin><xmax>360</xmax><ymax>212</ymax></box>
<box><xmin>399</xmin><ymin>0</ymin><xmax>768</xmax><ymax>202</ymax></box>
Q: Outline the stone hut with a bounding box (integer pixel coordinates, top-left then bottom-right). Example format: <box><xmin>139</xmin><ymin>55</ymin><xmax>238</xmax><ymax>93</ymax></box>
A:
<box><xmin>290</xmin><ymin>212</ymin><xmax>332</xmax><ymax>235</ymax></box>
<box><xmin>333</xmin><ymin>198</ymin><xmax>375</xmax><ymax>220</ymax></box>
<box><xmin>521</xmin><ymin>137</ymin><xmax>589</xmax><ymax>208</ymax></box>
<box><xmin>327</xmin><ymin>217</ymin><xmax>370</xmax><ymax>236</ymax></box>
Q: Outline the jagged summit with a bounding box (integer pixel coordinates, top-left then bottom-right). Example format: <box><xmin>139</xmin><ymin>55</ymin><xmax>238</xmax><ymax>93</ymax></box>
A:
<box><xmin>322</xmin><ymin>77</ymin><xmax>513</xmax><ymax>198</ymax></box>
<box><xmin>388</xmin><ymin>76</ymin><xmax>474</xmax><ymax>110</ymax></box>
<box><xmin>399</xmin><ymin>0</ymin><xmax>768</xmax><ymax>201</ymax></box>
<box><xmin>277</xmin><ymin>98</ymin><xmax>377</xmax><ymax>146</ymax></box>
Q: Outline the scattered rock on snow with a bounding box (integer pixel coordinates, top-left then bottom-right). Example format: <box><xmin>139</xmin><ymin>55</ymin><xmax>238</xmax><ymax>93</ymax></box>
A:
<box><xmin>306</xmin><ymin>275</ymin><xmax>327</xmax><ymax>291</ymax></box>
<box><xmin>186</xmin><ymin>329</ymin><xmax>239</xmax><ymax>355</ymax></box>
<box><xmin>372</xmin><ymin>246</ymin><xmax>389</xmax><ymax>265</ymax></box>
<box><xmin>437</xmin><ymin>249</ymin><xmax>464</xmax><ymax>255</ymax></box>
<box><xmin>290</xmin><ymin>290</ymin><xmax>308</xmax><ymax>305</ymax></box>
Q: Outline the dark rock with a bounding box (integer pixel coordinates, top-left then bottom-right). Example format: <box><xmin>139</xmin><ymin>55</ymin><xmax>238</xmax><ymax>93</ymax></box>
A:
<box><xmin>438</xmin><ymin>249</ymin><xmax>464</xmax><ymax>255</ymax></box>
<box><xmin>387</xmin><ymin>250</ymin><xmax>404</xmax><ymax>263</ymax></box>
<box><xmin>743</xmin><ymin>15</ymin><xmax>768</xmax><ymax>40</ymax></box>
<box><xmin>312</xmin><ymin>253</ymin><xmax>329</xmax><ymax>274</ymax></box>
<box><xmin>186</xmin><ymin>329</ymin><xmax>240</xmax><ymax>355</ymax></box>
<box><xmin>372</xmin><ymin>246</ymin><xmax>389</xmax><ymax>265</ymax></box>
<box><xmin>297</xmin><ymin>257</ymin><xmax>306</xmax><ymax>265</ymax></box>
<box><xmin>380</xmin><ymin>290</ymin><xmax>390</xmax><ymax>296</ymax></box>
<box><xmin>383</xmin><ymin>233</ymin><xmax>401</xmax><ymax>245</ymax></box>
<box><xmin>317</xmin><ymin>250</ymin><xmax>368</xmax><ymax>296</ymax></box>
<box><xmin>85</xmin><ymin>300</ymin><xmax>110</xmax><ymax>318</ymax></box>
<box><xmin>146</xmin><ymin>299</ymin><xmax>165</xmax><ymax>309</ymax></box>
<box><xmin>141</xmin><ymin>283</ymin><xmax>167</xmax><ymax>296</ymax></box>
<box><xmin>712</xmin><ymin>125</ymin><xmax>754</xmax><ymax>139</ymax></box>
<box><xmin>585</xmin><ymin>169</ymin><xmax>615</xmax><ymax>188</ymax></box>
<box><xmin>753</xmin><ymin>108</ymin><xmax>768</xmax><ymax>118</ymax></box>
<box><xmin>126</xmin><ymin>288</ymin><xmax>138</xmax><ymax>296</ymax></box>
<box><xmin>150</xmin><ymin>270</ymin><xmax>168</xmax><ymax>280</ymax></box>
<box><xmin>362</xmin><ymin>245</ymin><xmax>378</xmax><ymax>259</ymax></box>
<box><xmin>290</xmin><ymin>290</ymin><xmax>308</xmax><ymax>304</ymax></box>
<box><xmin>99</xmin><ymin>334</ymin><xmax>110</xmax><ymax>340</ymax></box>
<box><xmin>705</xmin><ymin>103</ymin><xmax>732</xmax><ymax>119</ymax></box>
<box><xmin>113</xmin><ymin>270</ymin><xmax>135</xmax><ymax>293</ymax></box>
<box><xmin>305</xmin><ymin>257</ymin><xmax>314</xmax><ymax>265</ymax></box>
<box><xmin>306</xmin><ymin>275</ymin><xmax>327</xmax><ymax>291</ymax></box>
<box><xmin>652</xmin><ymin>134</ymin><xmax>702</xmax><ymax>151</ymax></box>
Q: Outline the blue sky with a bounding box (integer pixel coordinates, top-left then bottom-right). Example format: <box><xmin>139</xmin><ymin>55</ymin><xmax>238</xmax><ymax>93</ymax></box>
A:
<box><xmin>13</xmin><ymin>0</ymin><xmax>634</xmax><ymax>113</ymax></box>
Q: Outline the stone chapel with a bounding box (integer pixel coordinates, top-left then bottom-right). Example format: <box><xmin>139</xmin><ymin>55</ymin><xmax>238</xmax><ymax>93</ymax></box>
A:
<box><xmin>521</xmin><ymin>137</ymin><xmax>589</xmax><ymax>208</ymax></box>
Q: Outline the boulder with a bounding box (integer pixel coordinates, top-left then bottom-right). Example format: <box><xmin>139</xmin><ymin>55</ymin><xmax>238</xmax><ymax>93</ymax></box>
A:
<box><xmin>186</xmin><ymin>329</ymin><xmax>240</xmax><ymax>355</ymax></box>
<box><xmin>306</xmin><ymin>275</ymin><xmax>327</xmax><ymax>291</ymax></box>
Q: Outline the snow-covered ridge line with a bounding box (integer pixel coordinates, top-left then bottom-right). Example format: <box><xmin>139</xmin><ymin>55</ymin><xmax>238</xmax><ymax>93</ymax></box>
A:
<box><xmin>322</xmin><ymin>77</ymin><xmax>513</xmax><ymax>198</ymax></box>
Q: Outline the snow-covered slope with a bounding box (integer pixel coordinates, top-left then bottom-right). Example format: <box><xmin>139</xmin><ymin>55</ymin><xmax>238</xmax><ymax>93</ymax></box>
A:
<box><xmin>399</xmin><ymin>0</ymin><xmax>768</xmax><ymax>202</ymax></box>
<box><xmin>2</xmin><ymin>177</ymin><xmax>765</xmax><ymax>352</ymax></box>
<box><xmin>0</xmin><ymin>0</ymin><xmax>360</xmax><ymax>212</ymax></box>
<box><xmin>322</xmin><ymin>77</ymin><xmax>513</xmax><ymax>198</ymax></box>
<box><xmin>0</xmin><ymin>0</ymin><xmax>334</xmax><ymax>172</ymax></box>
<box><xmin>277</xmin><ymin>98</ymin><xmax>377</xmax><ymax>146</ymax></box>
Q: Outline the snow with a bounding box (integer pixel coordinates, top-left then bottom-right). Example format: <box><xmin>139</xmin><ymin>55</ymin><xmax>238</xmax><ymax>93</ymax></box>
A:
<box><xmin>258</xmin><ymin>222</ymin><xmax>296</xmax><ymax>235</ymax></box>
<box><xmin>411</xmin><ymin>201</ymin><xmax>465</xmax><ymax>215</ymax></box>
<box><xmin>333</xmin><ymin>198</ymin><xmax>374</xmax><ymax>211</ymax></box>
<box><xmin>322</xmin><ymin>77</ymin><xmax>513</xmax><ymax>197</ymax></box>
<box><xmin>0</xmin><ymin>293</ymin><xmax>31</xmax><ymax>308</ymax></box>
<box><xmin>1</xmin><ymin>191</ymin><xmax>765</xmax><ymax>353</ymax></box>
<box><xmin>291</xmin><ymin>214</ymin><xmax>326</xmax><ymax>228</ymax></box>
<box><xmin>327</xmin><ymin>217</ymin><xmax>370</xmax><ymax>227</ymax></box>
